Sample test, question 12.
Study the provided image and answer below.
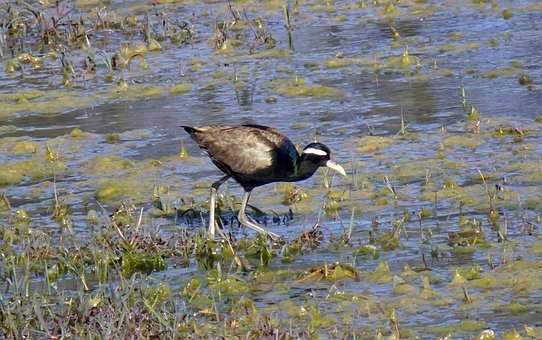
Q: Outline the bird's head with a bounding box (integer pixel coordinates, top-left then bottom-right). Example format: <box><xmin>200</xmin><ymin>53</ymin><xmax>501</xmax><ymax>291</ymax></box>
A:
<box><xmin>301</xmin><ymin>142</ymin><xmax>347</xmax><ymax>177</ymax></box>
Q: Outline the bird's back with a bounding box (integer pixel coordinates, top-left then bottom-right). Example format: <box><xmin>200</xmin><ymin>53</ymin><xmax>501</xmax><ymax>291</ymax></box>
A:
<box><xmin>182</xmin><ymin>125</ymin><xmax>299</xmax><ymax>189</ymax></box>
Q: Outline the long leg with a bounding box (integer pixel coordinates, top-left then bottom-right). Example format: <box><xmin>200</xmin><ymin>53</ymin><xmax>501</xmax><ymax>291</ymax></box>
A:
<box><xmin>238</xmin><ymin>191</ymin><xmax>281</xmax><ymax>240</ymax></box>
<box><xmin>209</xmin><ymin>175</ymin><xmax>230</xmax><ymax>238</ymax></box>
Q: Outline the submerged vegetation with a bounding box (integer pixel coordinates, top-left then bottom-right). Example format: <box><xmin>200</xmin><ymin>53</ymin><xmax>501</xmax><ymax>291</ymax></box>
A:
<box><xmin>1</xmin><ymin>0</ymin><xmax>542</xmax><ymax>338</ymax></box>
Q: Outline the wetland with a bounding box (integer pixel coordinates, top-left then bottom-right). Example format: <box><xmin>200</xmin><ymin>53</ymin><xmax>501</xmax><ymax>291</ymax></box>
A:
<box><xmin>0</xmin><ymin>0</ymin><xmax>541</xmax><ymax>338</ymax></box>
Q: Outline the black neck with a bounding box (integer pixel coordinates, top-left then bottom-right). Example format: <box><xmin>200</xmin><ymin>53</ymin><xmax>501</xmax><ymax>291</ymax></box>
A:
<box><xmin>288</xmin><ymin>154</ymin><xmax>321</xmax><ymax>182</ymax></box>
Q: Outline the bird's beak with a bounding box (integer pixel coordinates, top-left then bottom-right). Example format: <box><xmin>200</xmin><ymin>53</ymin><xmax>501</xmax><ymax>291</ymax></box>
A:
<box><xmin>325</xmin><ymin>160</ymin><xmax>347</xmax><ymax>177</ymax></box>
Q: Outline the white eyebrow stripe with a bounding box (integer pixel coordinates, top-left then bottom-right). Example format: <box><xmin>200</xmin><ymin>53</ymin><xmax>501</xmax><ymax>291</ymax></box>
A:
<box><xmin>303</xmin><ymin>148</ymin><xmax>328</xmax><ymax>156</ymax></box>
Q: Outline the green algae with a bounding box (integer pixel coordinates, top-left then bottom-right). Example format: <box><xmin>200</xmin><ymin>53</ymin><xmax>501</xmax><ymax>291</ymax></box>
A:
<box><xmin>245</xmin><ymin>236</ymin><xmax>274</xmax><ymax>268</ymax></box>
<box><xmin>206</xmin><ymin>269</ymin><xmax>249</xmax><ymax>295</ymax></box>
<box><xmin>503</xmin><ymin>161</ymin><xmax>541</xmax><ymax>174</ymax></box>
<box><xmin>112</xmin><ymin>85</ymin><xmax>164</xmax><ymax>100</ymax></box>
<box><xmin>501</xmin><ymin>9</ymin><xmax>513</xmax><ymax>19</ymax></box>
<box><xmin>121</xmin><ymin>251</ymin><xmax>166</xmax><ymax>277</ymax></box>
<box><xmin>524</xmin><ymin>325</ymin><xmax>542</xmax><ymax>338</ymax></box>
<box><xmin>450</xmin><ymin>269</ymin><xmax>467</xmax><ymax>286</ymax></box>
<box><xmin>110</xmin><ymin>82</ymin><xmax>193</xmax><ymax>101</ymax></box>
<box><xmin>530</xmin><ymin>242</ymin><xmax>542</xmax><ymax>255</ymax></box>
<box><xmin>69</xmin><ymin>128</ymin><xmax>89</xmax><ymax>139</ymax></box>
<box><xmin>278</xmin><ymin>300</ymin><xmax>306</xmax><ymax>319</ymax></box>
<box><xmin>375</xmin><ymin>227</ymin><xmax>401</xmax><ymax>250</ymax></box>
<box><xmin>493</xmin><ymin>301</ymin><xmax>529</xmax><ymax>315</ymax></box>
<box><xmin>142</xmin><ymin>283</ymin><xmax>171</xmax><ymax>307</ymax></box>
<box><xmin>0</xmin><ymin>158</ymin><xmax>65</xmax><ymax>187</ymax></box>
<box><xmin>170</xmin><ymin>83</ymin><xmax>193</xmax><ymax>95</ymax></box>
<box><xmin>470</xmin><ymin>275</ymin><xmax>499</xmax><ymax>289</ymax></box>
<box><xmin>390</xmin><ymin>159</ymin><xmax>436</xmax><ymax>182</ymax></box>
<box><xmin>277</xmin><ymin>183</ymin><xmax>310</xmax><ymax>205</ymax></box>
<box><xmin>353</xmin><ymin>244</ymin><xmax>379</xmax><ymax>259</ymax></box>
<box><xmin>438</xmin><ymin>42</ymin><xmax>480</xmax><ymax>54</ymax></box>
<box><xmin>0</xmin><ymin>90</ymin><xmax>99</xmax><ymax>117</ymax></box>
<box><xmin>1</xmin><ymin>139</ymin><xmax>39</xmax><ymax>155</ymax></box>
<box><xmin>518</xmin><ymin>74</ymin><xmax>533</xmax><ymax>86</ymax></box>
<box><xmin>358</xmin><ymin>135</ymin><xmax>394</xmax><ymax>153</ymax></box>
<box><xmin>481</xmin><ymin>66</ymin><xmax>520</xmax><ymax>79</ymax></box>
<box><xmin>283</xmin><ymin>226</ymin><xmax>323</xmax><ymax>261</ymax></box>
<box><xmin>448</xmin><ymin>229</ymin><xmax>487</xmax><ymax>248</ymax></box>
<box><xmin>0</xmin><ymin>90</ymin><xmax>45</xmax><ymax>103</ymax></box>
<box><xmin>324</xmin><ymin>190</ymin><xmax>346</xmax><ymax>215</ymax></box>
<box><xmin>458</xmin><ymin>265</ymin><xmax>483</xmax><ymax>280</ymax></box>
<box><xmin>270</xmin><ymin>77</ymin><xmax>343</xmax><ymax>98</ymax></box>
<box><xmin>86</xmin><ymin>155</ymin><xmax>135</xmax><ymax>174</ymax></box>
<box><xmin>324</xmin><ymin>56</ymin><xmax>372</xmax><ymax>69</ymax></box>
<box><xmin>94</xmin><ymin>177</ymin><xmax>148</xmax><ymax>202</ymax></box>
<box><xmin>306</xmin><ymin>304</ymin><xmax>335</xmax><ymax>330</ymax></box>
<box><xmin>393</xmin><ymin>282</ymin><xmax>417</xmax><ymax>295</ymax></box>
<box><xmin>419</xmin><ymin>275</ymin><xmax>438</xmax><ymax>299</ymax></box>
<box><xmin>502</xmin><ymin>329</ymin><xmax>523</xmax><ymax>340</ymax></box>
<box><xmin>443</xmin><ymin>135</ymin><xmax>482</xmax><ymax>149</ymax></box>
<box><xmin>248</xmin><ymin>48</ymin><xmax>291</xmax><ymax>60</ymax></box>
<box><xmin>516</xmin><ymin>171</ymin><xmax>542</xmax><ymax>183</ymax></box>
<box><xmin>365</xmin><ymin>261</ymin><xmax>392</xmax><ymax>284</ymax></box>
<box><xmin>296</xmin><ymin>263</ymin><xmax>360</xmax><ymax>283</ymax></box>
<box><xmin>386</xmin><ymin>48</ymin><xmax>414</xmax><ymax>69</ymax></box>
<box><xmin>104</xmin><ymin>133</ymin><xmax>121</xmax><ymax>144</ymax></box>
<box><xmin>0</xmin><ymin>125</ymin><xmax>17</xmax><ymax>135</ymax></box>
<box><xmin>427</xmin><ymin>319</ymin><xmax>487</xmax><ymax>335</ymax></box>
<box><xmin>448</xmin><ymin>31</ymin><xmax>465</xmax><ymax>41</ymax></box>
<box><xmin>504</xmin><ymin>160</ymin><xmax>542</xmax><ymax>183</ymax></box>
<box><xmin>220</xmin><ymin>49</ymin><xmax>290</xmax><ymax>64</ymax></box>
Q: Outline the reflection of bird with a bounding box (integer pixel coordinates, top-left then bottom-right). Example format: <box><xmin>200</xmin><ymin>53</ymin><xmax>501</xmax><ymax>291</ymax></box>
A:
<box><xmin>182</xmin><ymin>124</ymin><xmax>346</xmax><ymax>240</ymax></box>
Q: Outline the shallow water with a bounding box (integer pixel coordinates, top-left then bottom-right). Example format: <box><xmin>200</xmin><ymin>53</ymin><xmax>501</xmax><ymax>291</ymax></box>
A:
<box><xmin>1</xmin><ymin>0</ymin><xmax>542</xmax><ymax>337</ymax></box>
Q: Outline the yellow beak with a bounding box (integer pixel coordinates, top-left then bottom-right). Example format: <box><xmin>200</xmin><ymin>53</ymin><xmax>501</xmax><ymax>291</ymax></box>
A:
<box><xmin>325</xmin><ymin>160</ymin><xmax>347</xmax><ymax>177</ymax></box>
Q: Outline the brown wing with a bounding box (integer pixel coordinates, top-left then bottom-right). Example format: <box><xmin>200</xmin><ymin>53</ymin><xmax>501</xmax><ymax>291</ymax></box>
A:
<box><xmin>185</xmin><ymin>125</ymin><xmax>290</xmax><ymax>176</ymax></box>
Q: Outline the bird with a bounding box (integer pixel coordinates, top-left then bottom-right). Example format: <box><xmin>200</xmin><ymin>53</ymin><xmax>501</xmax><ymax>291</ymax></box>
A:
<box><xmin>182</xmin><ymin>124</ymin><xmax>346</xmax><ymax>240</ymax></box>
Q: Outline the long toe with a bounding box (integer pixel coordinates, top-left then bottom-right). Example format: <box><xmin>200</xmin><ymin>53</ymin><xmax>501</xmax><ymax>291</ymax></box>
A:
<box><xmin>239</xmin><ymin>215</ymin><xmax>282</xmax><ymax>241</ymax></box>
<box><xmin>267</xmin><ymin>230</ymin><xmax>283</xmax><ymax>243</ymax></box>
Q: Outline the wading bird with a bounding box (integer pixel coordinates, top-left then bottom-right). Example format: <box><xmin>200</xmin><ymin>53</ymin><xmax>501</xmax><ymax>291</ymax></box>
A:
<box><xmin>182</xmin><ymin>125</ymin><xmax>346</xmax><ymax>240</ymax></box>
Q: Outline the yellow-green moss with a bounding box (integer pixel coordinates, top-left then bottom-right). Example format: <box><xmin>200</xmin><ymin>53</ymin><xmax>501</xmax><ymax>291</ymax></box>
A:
<box><xmin>170</xmin><ymin>83</ymin><xmax>193</xmax><ymax>95</ymax></box>
<box><xmin>270</xmin><ymin>78</ymin><xmax>343</xmax><ymax>98</ymax></box>
<box><xmin>7</xmin><ymin>140</ymin><xmax>39</xmax><ymax>154</ymax></box>
<box><xmin>493</xmin><ymin>302</ymin><xmax>528</xmax><ymax>315</ymax></box>
<box><xmin>438</xmin><ymin>42</ymin><xmax>480</xmax><ymax>54</ymax></box>
<box><xmin>69</xmin><ymin>128</ymin><xmax>88</xmax><ymax>138</ymax></box>
<box><xmin>324</xmin><ymin>56</ymin><xmax>371</xmax><ymax>69</ymax></box>
<box><xmin>0</xmin><ymin>90</ymin><xmax>44</xmax><ymax>103</ymax></box>
<box><xmin>0</xmin><ymin>91</ymin><xmax>98</xmax><ymax>117</ymax></box>
<box><xmin>481</xmin><ymin>67</ymin><xmax>520</xmax><ymax>79</ymax></box>
<box><xmin>86</xmin><ymin>155</ymin><xmax>135</xmax><ymax>174</ymax></box>
<box><xmin>502</xmin><ymin>329</ymin><xmax>522</xmax><ymax>340</ymax></box>
<box><xmin>121</xmin><ymin>251</ymin><xmax>166</xmax><ymax>277</ymax></box>
<box><xmin>443</xmin><ymin>135</ymin><xmax>482</xmax><ymax>149</ymax></box>
<box><xmin>530</xmin><ymin>242</ymin><xmax>542</xmax><ymax>255</ymax></box>
<box><xmin>427</xmin><ymin>319</ymin><xmax>487</xmax><ymax>335</ymax></box>
<box><xmin>502</xmin><ymin>9</ymin><xmax>513</xmax><ymax>19</ymax></box>
<box><xmin>393</xmin><ymin>283</ymin><xmax>417</xmax><ymax>295</ymax></box>
<box><xmin>358</xmin><ymin>135</ymin><xmax>394</xmax><ymax>153</ymax></box>
<box><xmin>111</xmin><ymin>85</ymin><xmax>164</xmax><ymax>100</ymax></box>
<box><xmin>0</xmin><ymin>159</ymin><xmax>65</xmax><ymax>186</ymax></box>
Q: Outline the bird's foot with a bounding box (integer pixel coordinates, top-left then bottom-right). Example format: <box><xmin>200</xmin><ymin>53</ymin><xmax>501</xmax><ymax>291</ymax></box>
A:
<box><xmin>244</xmin><ymin>215</ymin><xmax>284</xmax><ymax>243</ymax></box>
<box><xmin>264</xmin><ymin>230</ymin><xmax>285</xmax><ymax>244</ymax></box>
<box><xmin>238</xmin><ymin>215</ymin><xmax>285</xmax><ymax>244</ymax></box>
